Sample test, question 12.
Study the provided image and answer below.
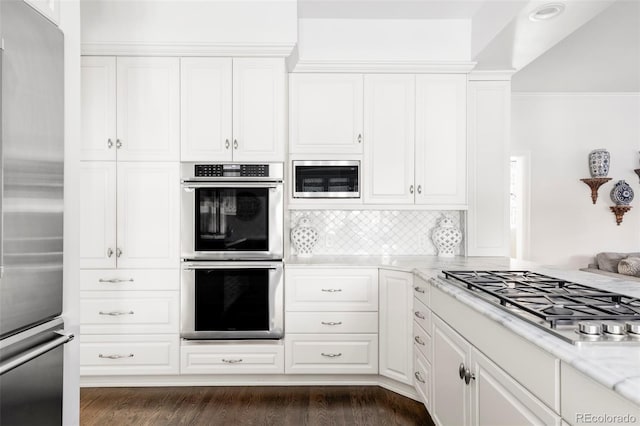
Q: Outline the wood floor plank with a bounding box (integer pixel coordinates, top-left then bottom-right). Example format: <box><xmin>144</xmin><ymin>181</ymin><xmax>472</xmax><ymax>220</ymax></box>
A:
<box><xmin>80</xmin><ymin>386</ymin><xmax>435</xmax><ymax>426</ymax></box>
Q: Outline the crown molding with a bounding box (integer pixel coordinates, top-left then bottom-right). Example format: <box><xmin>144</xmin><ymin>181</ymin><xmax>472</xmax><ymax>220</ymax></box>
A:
<box><xmin>289</xmin><ymin>59</ymin><xmax>477</xmax><ymax>74</ymax></box>
<box><xmin>81</xmin><ymin>42</ymin><xmax>296</xmax><ymax>57</ymax></box>
<box><xmin>468</xmin><ymin>70</ymin><xmax>516</xmax><ymax>81</ymax></box>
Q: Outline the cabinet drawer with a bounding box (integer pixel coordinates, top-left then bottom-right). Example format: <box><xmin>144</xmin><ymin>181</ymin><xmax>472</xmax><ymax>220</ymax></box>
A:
<box><xmin>181</xmin><ymin>343</ymin><xmax>284</xmax><ymax>375</ymax></box>
<box><xmin>413</xmin><ymin>275</ymin><xmax>430</xmax><ymax>307</ymax></box>
<box><xmin>285</xmin><ymin>334</ymin><xmax>378</xmax><ymax>374</ymax></box>
<box><xmin>285</xmin><ymin>268</ymin><xmax>378</xmax><ymax>311</ymax></box>
<box><xmin>80</xmin><ymin>269</ymin><xmax>179</xmax><ymax>291</ymax></box>
<box><xmin>413</xmin><ymin>297</ymin><xmax>431</xmax><ymax>335</ymax></box>
<box><xmin>413</xmin><ymin>320</ymin><xmax>432</xmax><ymax>362</ymax></box>
<box><xmin>414</xmin><ymin>348</ymin><xmax>431</xmax><ymax>410</ymax></box>
<box><xmin>80</xmin><ymin>334</ymin><xmax>179</xmax><ymax>375</ymax></box>
<box><xmin>286</xmin><ymin>312</ymin><xmax>378</xmax><ymax>334</ymax></box>
<box><xmin>80</xmin><ymin>291</ymin><xmax>179</xmax><ymax>334</ymax></box>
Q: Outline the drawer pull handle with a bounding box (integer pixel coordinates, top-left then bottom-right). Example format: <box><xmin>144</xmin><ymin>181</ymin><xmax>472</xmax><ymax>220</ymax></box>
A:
<box><xmin>98</xmin><ymin>310</ymin><xmax>134</xmax><ymax>316</ymax></box>
<box><xmin>99</xmin><ymin>353</ymin><xmax>134</xmax><ymax>360</ymax></box>
<box><xmin>414</xmin><ymin>311</ymin><xmax>425</xmax><ymax>320</ymax></box>
<box><xmin>414</xmin><ymin>371</ymin><xmax>426</xmax><ymax>384</ymax></box>
<box><xmin>98</xmin><ymin>278</ymin><xmax>134</xmax><ymax>284</ymax></box>
<box><xmin>414</xmin><ymin>286</ymin><xmax>426</xmax><ymax>294</ymax></box>
<box><xmin>321</xmin><ymin>321</ymin><xmax>343</xmax><ymax>326</ymax></box>
<box><xmin>321</xmin><ymin>352</ymin><xmax>342</xmax><ymax>358</ymax></box>
<box><xmin>414</xmin><ymin>336</ymin><xmax>426</xmax><ymax>346</ymax></box>
<box><xmin>321</xmin><ymin>289</ymin><xmax>342</xmax><ymax>293</ymax></box>
<box><xmin>222</xmin><ymin>359</ymin><xmax>243</xmax><ymax>364</ymax></box>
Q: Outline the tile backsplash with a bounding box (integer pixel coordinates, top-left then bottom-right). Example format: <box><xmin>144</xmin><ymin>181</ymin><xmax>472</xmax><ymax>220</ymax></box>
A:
<box><xmin>289</xmin><ymin>210</ymin><xmax>464</xmax><ymax>256</ymax></box>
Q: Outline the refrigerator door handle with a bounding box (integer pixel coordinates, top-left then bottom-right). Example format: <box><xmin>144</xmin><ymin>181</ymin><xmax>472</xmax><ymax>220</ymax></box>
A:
<box><xmin>0</xmin><ymin>330</ymin><xmax>74</xmax><ymax>376</ymax></box>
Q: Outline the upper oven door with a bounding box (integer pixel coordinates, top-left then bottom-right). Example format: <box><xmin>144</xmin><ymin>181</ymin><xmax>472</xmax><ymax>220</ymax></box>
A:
<box><xmin>181</xmin><ymin>182</ymin><xmax>283</xmax><ymax>260</ymax></box>
<box><xmin>293</xmin><ymin>160</ymin><xmax>360</xmax><ymax>198</ymax></box>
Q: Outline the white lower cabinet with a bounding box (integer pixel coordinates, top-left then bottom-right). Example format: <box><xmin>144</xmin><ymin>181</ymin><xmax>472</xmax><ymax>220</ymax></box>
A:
<box><xmin>285</xmin><ymin>334</ymin><xmax>378</xmax><ymax>374</ymax></box>
<box><xmin>413</xmin><ymin>349</ymin><xmax>431</xmax><ymax>410</ymax></box>
<box><xmin>80</xmin><ymin>334</ymin><xmax>179</xmax><ymax>376</ymax></box>
<box><xmin>181</xmin><ymin>343</ymin><xmax>285</xmax><ymax>375</ymax></box>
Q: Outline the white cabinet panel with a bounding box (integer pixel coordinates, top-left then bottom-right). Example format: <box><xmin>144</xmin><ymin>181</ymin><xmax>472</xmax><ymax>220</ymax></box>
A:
<box><xmin>415</xmin><ymin>74</ymin><xmax>467</xmax><ymax>205</ymax></box>
<box><xmin>80</xmin><ymin>269</ymin><xmax>179</xmax><ymax>291</ymax></box>
<box><xmin>285</xmin><ymin>334</ymin><xmax>378</xmax><ymax>374</ymax></box>
<box><xmin>232</xmin><ymin>58</ymin><xmax>286</xmax><ymax>161</ymax></box>
<box><xmin>379</xmin><ymin>269</ymin><xmax>414</xmax><ymax>385</ymax></box>
<box><xmin>289</xmin><ymin>73</ymin><xmax>363</xmax><ymax>154</ymax></box>
<box><xmin>363</xmin><ymin>75</ymin><xmax>415</xmax><ymax>204</ymax></box>
<box><xmin>116</xmin><ymin>163</ymin><xmax>179</xmax><ymax>269</ymax></box>
<box><xmin>79</xmin><ymin>162</ymin><xmax>116</xmax><ymax>269</ymax></box>
<box><xmin>80</xmin><ymin>334</ymin><xmax>179</xmax><ymax>376</ymax></box>
<box><xmin>414</xmin><ymin>349</ymin><xmax>432</xmax><ymax>410</ymax></box>
<box><xmin>413</xmin><ymin>275</ymin><xmax>431</xmax><ymax>307</ymax></box>
<box><xmin>81</xmin><ymin>57</ymin><xmax>116</xmax><ymax>161</ymax></box>
<box><xmin>413</xmin><ymin>320</ymin><xmax>432</xmax><ymax>363</ymax></box>
<box><xmin>286</xmin><ymin>312</ymin><xmax>378</xmax><ymax>334</ymax></box>
<box><xmin>413</xmin><ymin>298</ymin><xmax>431</xmax><ymax>334</ymax></box>
<box><xmin>181</xmin><ymin>343</ymin><xmax>285</xmax><ymax>375</ymax></box>
<box><xmin>116</xmin><ymin>57</ymin><xmax>180</xmax><ymax>161</ymax></box>
<box><xmin>180</xmin><ymin>58</ymin><xmax>232</xmax><ymax>161</ymax></box>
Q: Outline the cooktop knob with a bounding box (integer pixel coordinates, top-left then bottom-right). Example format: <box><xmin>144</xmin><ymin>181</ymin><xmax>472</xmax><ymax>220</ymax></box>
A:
<box><xmin>625</xmin><ymin>321</ymin><xmax>640</xmax><ymax>335</ymax></box>
<box><xmin>602</xmin><ymin>321</ymin><xmax>625</xmax><ymax>335</ymax></box>
<box><xmin>578</xmin><ymin>321</ymin><xmax>602</xmax><ymax>335</ymax></box>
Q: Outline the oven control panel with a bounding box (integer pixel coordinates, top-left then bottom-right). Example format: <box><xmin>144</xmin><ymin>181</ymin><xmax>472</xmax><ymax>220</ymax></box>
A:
<box><xmin>195</xmin><ymin>164</ymin><xmax>270</xmax><ymax>178</ymax></box>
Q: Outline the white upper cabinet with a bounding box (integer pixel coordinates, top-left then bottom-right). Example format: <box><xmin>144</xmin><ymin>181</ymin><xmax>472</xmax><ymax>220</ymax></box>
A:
<box><xmin>180</xmin><ymin>58</ymin><xmax>233</xmax><ymax>161</ymax></box>
<box><xmin>79</xmin><ymin>162</ymin><xmax>117</xmax><ymax>269</ymax></box>
<box><xmin>415</xmin><ymin>74</ymin><xmax>467</xmax><ymax>205</ymax></box>
<box><xmin>81</xmin><ymin>57</ymin><xmax>117</xmax><ymax>161</ymax></box>
<box><xmin>180</xmin><ymin>57</ymin><xmax>286</xmax><ymax>162</ymax></box>
<box><xmin>116</xmin><ymin>163</ymin><xmax>179</xmax><ymax>269</ymax></box>
<box><xmin>232</xmin><ymin>58</ymin><xmax>286</xmax><ymax>161</ymax></box>
<box><xmin>363</xmin><ymin>75</ymin><xmax>415</xmax><ymax>204</ymax></box>
<box><xmin>289</xmin><ymin>74</ymin><xmax>363</xmax><ymax>154</ymax></box>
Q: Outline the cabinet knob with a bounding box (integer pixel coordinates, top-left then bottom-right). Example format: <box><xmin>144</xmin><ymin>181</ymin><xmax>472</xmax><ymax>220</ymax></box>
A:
<box><xmin>409</xmin><ymin>185</ymin><xmax>414</xmax><ymax>194</ymax></box>
<box><xmin>357</xmin><ymin>134</ymin><xmax>362</xmax><ymax>144</ymax></box>
<box><xmin>107</xmin><ymin>248</ymin><xmax>114</xmax><ymax>258</ymax></box>
<box><xmin>225</xmin><ymin>139</ymin><xmax>230</xmax><ymax>149</ymax></box>
<box><xmin>464</xmin><ymin>368</ymin><xmax>476</xmax><ymax>385</ymax></box>
<box><xmin>233</xmin><ymin>139</ymin><xmax>238</xmax><ymax>150</ymax></box>
<box><xmin>115</xmin><ymin>139</ymin><xmax>122</xmax><ymax>149</ymax></box>
<box><xmin>116</xmin><ymin>248</ymin><xmax>123</xmax><ymax>258</ymax></box>
<box><xmin>459</xmin><ymin>363</ymin><xmax>466</xmax><ymax>380</ymax></box>
<box><xmin>417</xmin><ymin>185</ymin><xmax>422</xmax><ymax>194</ymax></box>
<box><xmin>107</xmin><ymin>139</ymin><xmax>114</xmax><ymax>149</ymax></box>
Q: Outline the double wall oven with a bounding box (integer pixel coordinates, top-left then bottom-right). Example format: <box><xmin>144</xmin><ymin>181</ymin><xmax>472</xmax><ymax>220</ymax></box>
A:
<box><xmin>180</xmin><ymin>163</ymin><xmax>284</xmax><ymax>340</ymax></box>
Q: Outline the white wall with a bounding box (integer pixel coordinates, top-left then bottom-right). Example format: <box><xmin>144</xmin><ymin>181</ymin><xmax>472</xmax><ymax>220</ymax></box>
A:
<box><xmin>512</xmin><ymin>93</ymin><xmax>640</xmax><ymax>269</ymax></box>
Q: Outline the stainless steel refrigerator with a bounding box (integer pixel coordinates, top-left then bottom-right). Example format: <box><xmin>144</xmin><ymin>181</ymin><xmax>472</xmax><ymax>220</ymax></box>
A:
<box><xmin>0</xmin><ymin>1</ymin><xmax>72</xmax><ymax>425</ymax></box>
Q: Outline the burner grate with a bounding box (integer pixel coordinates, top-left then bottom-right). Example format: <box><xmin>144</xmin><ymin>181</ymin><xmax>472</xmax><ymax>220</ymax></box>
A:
<box><xmin>442</xmin><ymin>270</ymin><xmax>640</xmax><ymax>328</ymax></box>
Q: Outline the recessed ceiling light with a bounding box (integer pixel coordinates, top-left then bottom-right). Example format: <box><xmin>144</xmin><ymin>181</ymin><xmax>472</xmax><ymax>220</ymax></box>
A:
<box><xmin>529</xmin><ymin>3</ymin><xmax>565</xmax><ymax>22</ymax></box>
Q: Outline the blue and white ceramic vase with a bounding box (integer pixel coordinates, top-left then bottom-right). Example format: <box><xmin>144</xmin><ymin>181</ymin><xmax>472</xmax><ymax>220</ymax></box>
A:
<box><xmin>589</xmin><ymin>149</ymin><xmax>610</xmax><ymax>178</ymax></box>
<box><xmin>290</xmin><ymin>216</ymin><xmax>319</xmax><ymax>257</ymax></box>
<box><xmin>432</xmin><ymin>215</ymin><xmax>462</xmax><ymax>258</ymax></box>
<box><xmin>610</xmin><ymin>180</ymin><xmax>634</xmax><ymax>205</ymax></box>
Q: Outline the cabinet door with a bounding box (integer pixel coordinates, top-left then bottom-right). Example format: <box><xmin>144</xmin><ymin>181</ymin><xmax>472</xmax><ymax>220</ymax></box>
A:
<box><xmin>81</xmin><ymin>57</ymin><xmax>116</xmax><ymax>161</ymax></box>
<box><xmin>363</xmin><ymin>75</ymin><xmax>415</xmax><ymax>204</ymax></box>
<box><xmin>79</xmin><ymin>162</ymin><xmax>116</xmax><ymax>269</ymax></box>
<box><xmin>379</xmin><ymin>269</ymin><xmax>414</xmax><ymax>385</ymax></box>
<box><xmin>289</xmin><ymin>74</ymin><xmax>363</xmax><ymax>154</ymax></box>
<box><xmin>415</xmin><ymin>75</ymin><xmax>467</xmax><ymax>205</ymax></box>
<box><xmin>472</xmin><ymin>349</ymin><xmax>561</xmax><ymax>426</ymax></box>
<box><xmin>116</xmin><ymin>58</ymin><xmax>180</xmax><ymax>161</ymax></box>
<box><xmin>432</xmin><ymin>315</ymin><xmax>472</xmax><ymax>426</ymax></box>
<box><xmin>180</xmin><ymin>58</ymin><xmax>232</xmax><ymax>161</ymax></box>
<box><xmin>232</xmin><ymin>58</ymin><xmax>286</xmax><ymax>161</ymax></box>
<box><xmin>116</xmin><ymin>163</ymin><xmax>179</xmax><ymax>269</ymax></box>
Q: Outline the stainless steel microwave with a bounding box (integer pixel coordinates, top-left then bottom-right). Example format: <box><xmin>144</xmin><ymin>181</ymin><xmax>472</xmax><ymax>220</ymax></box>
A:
<box><xmin>292</xmin><ymin>160</ymin><xmax>360</xmax><ymax>198</ymax></box>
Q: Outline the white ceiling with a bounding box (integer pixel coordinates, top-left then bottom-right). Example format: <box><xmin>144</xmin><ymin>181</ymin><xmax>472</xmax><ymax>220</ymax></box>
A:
<box><xmin>297</xmin><ymin>0</ymin><xmax>486</xmax><ymax>19</ymax></box>
<box><xmin>512</xmin><ymin>0</ymin><xmax>640</xmax><ymax>92</ymax></box>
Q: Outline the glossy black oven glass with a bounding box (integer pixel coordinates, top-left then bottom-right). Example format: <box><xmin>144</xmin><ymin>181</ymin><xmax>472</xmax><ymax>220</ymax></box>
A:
<box><xmin>194</xmin><ymin>269</ymin><xmax>270</xmax><ymax>332</ymax></box>
<box><xmin>294</xmin><ymin>166</ymin><xmax>358</xmax><ymax>193</ymax></box>
<box><xmin>195</xmin><ymin>188</ymin><xmax>268</xmax><ymax>251</ymax></box>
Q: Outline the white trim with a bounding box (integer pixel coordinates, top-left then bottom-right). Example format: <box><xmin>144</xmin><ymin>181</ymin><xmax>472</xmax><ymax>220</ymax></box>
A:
<box><xmin>288</xmin><ymin>203</ymin><xmax>467</xmax><ymax>211</ymax></box>
<box><xmin>290</xmin><ymin>59</ymin><xmax>477</xmax><ymax>74</ymax></box>
<box><xmin>511</xmin><ymin>92</ymin><xmax>640</xmax><ymax>98</ymax></box>
<box><xmin>468</xmin><ymin>70</ymin><xmax>515</xmax><ymax>81</ymax></box>
<box><xmin>81</xmin><ymin>42</ymin><xmax>296</xmax><ymax>57</ymax></box>
<box><xmin>80</xmin><ymin>374</ymin><xmax>420</xmax><ymax>401</ymax></box>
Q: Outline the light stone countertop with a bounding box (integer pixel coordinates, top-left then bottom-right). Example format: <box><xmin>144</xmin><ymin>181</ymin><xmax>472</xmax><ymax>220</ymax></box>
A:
<box><xmin>285</xmin><ymin>255</ymin><xmax>640</xmax><ymax>406</ymax></box>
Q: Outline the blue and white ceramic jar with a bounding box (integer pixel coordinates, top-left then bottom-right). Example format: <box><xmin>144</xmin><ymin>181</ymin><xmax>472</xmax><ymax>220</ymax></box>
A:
<box><xmin>610</xmin><ymin>180</ymin><xmax>634</xmax><ymax>205</ymax></box>
<box><xmin>589</xmin><ymin>149</ymin><xmax>610</xmax><ymax>178</ymax></box>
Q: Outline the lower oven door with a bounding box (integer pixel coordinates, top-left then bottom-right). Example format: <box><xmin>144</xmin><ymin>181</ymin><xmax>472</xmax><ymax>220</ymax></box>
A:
<box><xmin>181</xmin><ymin>262</ymin><xmax>284</xmax><ymax>340</ymax></box>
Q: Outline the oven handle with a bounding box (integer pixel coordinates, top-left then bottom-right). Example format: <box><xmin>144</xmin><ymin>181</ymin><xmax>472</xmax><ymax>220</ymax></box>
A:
<box><xmin>182</xmin><ymin>182</ymin><xmax>282</xmax><ymax>189</ymax></box>
<box><xmin>182</xmin><ymin>262</ymin><xmax>283</xmax><ymax>270</ymax></box>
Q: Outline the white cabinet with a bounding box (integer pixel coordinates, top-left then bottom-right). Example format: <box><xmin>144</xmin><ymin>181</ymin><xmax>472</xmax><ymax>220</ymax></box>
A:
<box><xmin>180</xmin><ymin>57</ymin><xmax>285</xmax><ymax>161</ymax></box>
<box><xmin>80</xmin><ymin>57</ymin><xmax>180</xmax><ymax>161</ymax></box>
<box><xmin>181</xmin><ymin>343</ymin><xmax>285</xmax><ymax>375</ymax></box>
<box><xmin>378</xmin><ymin>269</ymin><xmax>414</xmax><ymax>385</ymax></box>
<box><xmin>289</xmin><ymin>74</ymin><xmax>363</xmax><ymax>154</ymax></box>
<box><xmin>415</xmin><ymin>75</ymin><xmax>467</xmax><ymax>205</ymax></box>
<box><xmin>362</xmin><ymin>74</ymin><xmax>466</xmax><ymax>206</ymax></box>
<box><xmin>79</xmin><ymin>162</ymin><xmax>179</xmax><ymax>269</ymax></box>
<box><xmin>363</xmin><ymin>75</ymin><xmax>416</xmax><ymax>204</ymax></box>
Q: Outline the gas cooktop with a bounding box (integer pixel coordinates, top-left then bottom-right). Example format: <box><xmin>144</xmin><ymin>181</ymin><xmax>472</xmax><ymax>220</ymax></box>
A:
<box><xmin>441</xmin><ymin>270</ymin><xmax>640</xmax><ymax>345</ymax></box>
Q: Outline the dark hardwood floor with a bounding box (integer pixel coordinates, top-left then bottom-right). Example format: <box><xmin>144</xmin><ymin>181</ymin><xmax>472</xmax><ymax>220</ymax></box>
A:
<box><xmin>80</xmin><ymin>386</ymin><xmax>435</xmax><ymax>426</ymax></box>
